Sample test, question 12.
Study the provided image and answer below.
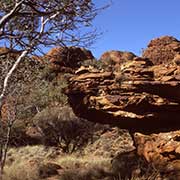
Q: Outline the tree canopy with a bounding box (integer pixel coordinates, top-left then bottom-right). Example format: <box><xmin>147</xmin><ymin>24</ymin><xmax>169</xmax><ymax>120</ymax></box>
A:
<box><xmin>0</xmin><ymin>0</ymin><xmax>104</xmax><ymax>55</ymax></box>
<box><xmin>0</xmin><ymin>0</ymin><xmax>109</xmax><ymax>106</ymax></box>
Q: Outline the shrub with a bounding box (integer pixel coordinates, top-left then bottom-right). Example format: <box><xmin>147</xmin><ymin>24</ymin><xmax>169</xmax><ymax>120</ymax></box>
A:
<box><xmin>10</xmin><ymin>119</ymin><xmax>43</xmax><ymax>146</ymax></box>
<box><xmin>0</xmin><ymin>55</ymin><xmax>69</xmax><ymax>122</ymax></box>
<box><xmin>33</xmin><ymin>106</ymin><xmax>95</xmax><ymax>152</ymax></box>
<box><xmin>16</xmin><ymin>67</ymin><xmax>69</xmax><ymax>121</ymax></box>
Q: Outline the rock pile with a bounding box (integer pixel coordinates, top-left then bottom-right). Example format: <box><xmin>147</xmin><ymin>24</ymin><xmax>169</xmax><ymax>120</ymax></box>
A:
<box><xmin>0</xmin><ymin>47</ymin><xmax>22</xmax><ymax>59</ymax></box>
<box><xmin>135</xmin><ymin>131</ymin><xmax>180</xmax><ymax>178</ymax></box>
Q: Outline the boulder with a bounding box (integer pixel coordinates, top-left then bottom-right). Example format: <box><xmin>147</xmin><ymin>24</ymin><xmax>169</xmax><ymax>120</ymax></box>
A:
<box><xmin>134</xmin><ymin>131</ymin><xmax>180</xmax><ymax>178</ymax></box>
<box><xmin>111</xmin><ymin>131</ymin><xmax>180</xmax><ymax>179</ymax></box>
<box><xmin>63</xmin><ymin>37</ymin><xmax>180</xmax><ymax>178</ymax></box>
<box><xmin>100</xmin><ymin>50</ymin><xmax>136</xmax><ymax>71</ymax></box>
<box><xmin>84</xmin><ymin>127</ymin><xmax>134</xmax><ymax>158</ymax></box>
<box><xmin>0</xmin><ymin>47</ymin><xmax>22</xmax><ymax>59</ymax></box>
<box><xmin>45</xmin><ymin>46</ymin><xmax>94</xmax><ymax>73</ymax></box>
<box><xmin>111</xmin><ymin>150</ymin><xmax>143</xmax><ymax>179</ymax></box>
<box><xmin>142</xmin><ymin>36</ymin><xmax>180</xmax><ymax>65</ymax></box>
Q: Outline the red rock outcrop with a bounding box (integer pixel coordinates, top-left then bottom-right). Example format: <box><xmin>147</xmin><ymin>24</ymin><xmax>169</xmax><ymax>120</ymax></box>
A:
<box><xmin>65</xmin><ymin>55</ymin><xmax>180</xmax><ymax>132</ymax></box>
<box><xmin>0</xmin><ymin>47</ymin><xmax>22</xmax><ymax>59</ymax></box>
<box><xmin>142</xmin><ymin>36</ymin><xmax>180</xmax><ymax>65</ymax></box>
<box><xmin>64</xmin><ymin>36</ymin><xmax>180</xmax><ymax>177</ymax></box>
<box><xmin>45</xmin><ymin>46</ymin><xmax>94</xmax><ymax>73</ymax></box>
<box><xmin>100</xmin><ymin>50</ymin><xmax>136</xmax><ymax>65</ymax></box>
<box><xmin>134</xmin><ymin>131</ymin><xmax>180</xmax><ymax>178</ymax></box>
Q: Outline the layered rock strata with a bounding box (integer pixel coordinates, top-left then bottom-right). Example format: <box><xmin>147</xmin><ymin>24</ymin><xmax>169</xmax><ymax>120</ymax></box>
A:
<box><xmin>66</xmin><ymin>56</ymin><xmax>180</xmax><ymax>132</ymax></box>
<box><xmin>65</xmin><ymin>36</ymin><xmax>180</xmax><ymax>178</ymax></box>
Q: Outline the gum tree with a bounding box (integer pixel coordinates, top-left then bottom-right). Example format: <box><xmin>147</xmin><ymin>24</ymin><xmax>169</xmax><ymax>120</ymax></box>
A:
<box><xmin>0</xmin><ymin>0</ymin><xmax>109</xmax><ymax>178</ymax></box>
<box><xmin>0</xmin><ymin>0</ymin><xmax>105</xmax><ymax>106</ymax></box>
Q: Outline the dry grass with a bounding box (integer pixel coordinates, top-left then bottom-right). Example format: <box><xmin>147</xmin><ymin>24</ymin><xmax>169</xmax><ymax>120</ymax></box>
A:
<box><xmin>3</xmin><ymin>158</ymin><xmax>41</xmax><ymax>180</ymax></box>
<box><xmin>2</xmin><ymin>145</ymin><xmax>60</xmax><ymax>180</ymax></box>
<box><xmin>5</xmin><ymin>145</ymin><xmax>58</xmax><ymax>163</ymax></box>
<box><xmin>113</xmin><ymin>170</ymin><xmax>160</xmax><ymax>180</ymax></box>
<box><xmin>56</xmin><ymin>154</ymin><xmax>111</xmax><ymax>170</ymax></box>
<box><xmin>57</xmin><ymin>155</ymin><xmax>113</xmax><ymax>180</ymax></box>
<box><xmin>3</xmin><ymin>145</ymin><xmax>114</xmax><ymax>180</ymax></box>
<box><xmin>2</xmin><ymin>145</ymin><xmax>163</xmax><ymax>180</ymax></box>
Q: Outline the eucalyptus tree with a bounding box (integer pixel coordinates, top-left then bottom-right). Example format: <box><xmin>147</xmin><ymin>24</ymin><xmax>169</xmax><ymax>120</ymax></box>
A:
<box><xmin>0</xmin><ymin>0</ymin><xmax>109</xmax><ymax>178</ymax></box>
<box><xmin>0</xmin><ymin>0</ymin><xmax>105</xmax><ymax>104</ymax></box>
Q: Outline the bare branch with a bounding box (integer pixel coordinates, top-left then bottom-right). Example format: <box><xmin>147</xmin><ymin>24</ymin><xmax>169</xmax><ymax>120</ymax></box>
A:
<box><xmin>0</xmin><ymin>0</ymin><xmax>25</xmax><ymax>29</ymax></box>
<box><xmin>39</xmin><ymin>12</ymin><xmax>60</xmax><ymax>36</ymax></box>
<box><xmin>23</xmin><ymin>1</ymin><xmax>56</xmax><ymax>16</ymax></box>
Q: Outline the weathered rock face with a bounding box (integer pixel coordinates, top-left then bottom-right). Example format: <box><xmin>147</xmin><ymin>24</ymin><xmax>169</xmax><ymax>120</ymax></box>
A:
<box><xmin>84</xmin><ymin>127</ymin><xmax>134</xmax><ymax>157</ymax></box>
<box><xmin>45</xmin><ymin>46</ymin><xmax>94</xmax><ymax>73</ymax></box>
<box><xmin>65</xmin><ymin>55</ymin><xmax>180</xmax><ymax>132</ymax></box>
<box><xmin>65</xmin><ymin>36</ymin><xmax>180</xmax><ymax>178</ymax></box>
<box><xmin>142</xmin><ymin>36</ymin><xmax>180</xmax><ymax>65</ymax></box>
<box><xmin>134</xmin><ymin>131</ymin><xmax>180</xmax><ymax>178</ymax></box>
<box><xmin>100</xmin><ymin>50</ymin><xmax>136</xmax><ymax>65</ymax></box>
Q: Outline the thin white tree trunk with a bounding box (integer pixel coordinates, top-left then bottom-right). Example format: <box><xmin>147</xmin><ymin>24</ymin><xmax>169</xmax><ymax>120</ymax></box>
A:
<box><xmin>0</xmin><ymin>50</ymin><xmax>28</xmax><ymax>180</ymax></box>
<box><xmin>0</xmin><ymin>50</ymin><xmax>28</xmax><ymax>108</ymax></box>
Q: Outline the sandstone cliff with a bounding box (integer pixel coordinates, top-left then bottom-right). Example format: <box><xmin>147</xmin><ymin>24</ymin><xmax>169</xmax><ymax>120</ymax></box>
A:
<box><xmin>65</xmin><ymin>36</ymin><xmax>180</xmax><ymax>178</ymax></box>
<box><xmin>65</xmin><ymin>56</ymin><xmax>180</xmax><ymax>132</ymax></box>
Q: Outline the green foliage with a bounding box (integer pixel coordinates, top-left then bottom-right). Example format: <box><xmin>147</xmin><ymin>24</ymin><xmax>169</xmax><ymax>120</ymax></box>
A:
<box><xmin>0</xmin><ymin>55</ymin><xmax>70</xmax><ymax>147</ymax></box>
<box><xmin>20</xmin><ymin>73</ymin><xmax>68</xmax><ymax>115</ymax></box>
<box><xmin>0</xmin><ymin>56</ymin><xmax>44</xmax><ymax>97</ymax></box>
<box><xmin>2</xmin><ymin>57</ymin><xmax>69</xmax><ymax>120</ymax></box>
<box><xmin>0</xmin><ymin>0</ymin><xmax>15</xmax><ymax>9</ymax></box>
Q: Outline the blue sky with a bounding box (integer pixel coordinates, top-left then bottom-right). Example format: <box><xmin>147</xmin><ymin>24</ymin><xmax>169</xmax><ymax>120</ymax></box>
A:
<box><xmin>1</xmin><ymin>0</ymin><xmax>180</xmax><ymax>59</ymax></box>
<box><xmin>91</xmin><ymin>0</ymin><xmax>180</xmax><ymax>58</ymax></box>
